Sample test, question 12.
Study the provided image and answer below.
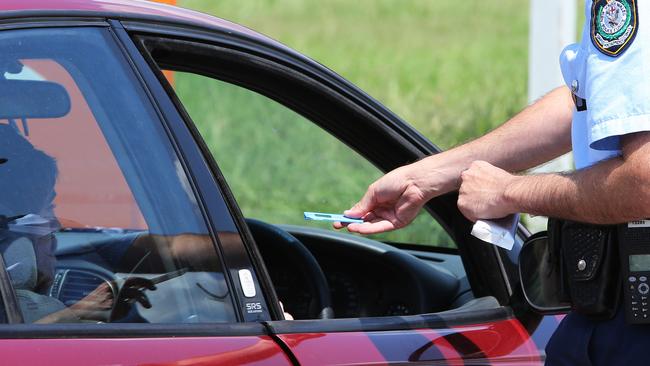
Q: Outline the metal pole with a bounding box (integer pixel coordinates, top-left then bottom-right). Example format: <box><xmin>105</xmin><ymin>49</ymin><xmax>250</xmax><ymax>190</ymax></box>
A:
<box><xmin>528</xmin><ymin>0</ymin><xmax>577</xmax><ymax>230</ymax></box>
<box><xmin>529</xmin><ymin>0</ymin><xmax>576</xmax><ymax>173</ymax></box>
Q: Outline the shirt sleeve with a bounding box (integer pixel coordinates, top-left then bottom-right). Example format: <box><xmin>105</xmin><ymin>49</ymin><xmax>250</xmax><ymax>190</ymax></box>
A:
<box><xmin>585</xmin><ymin>21</ymin><xmax>650</xmax><ymax>151</ymax></box>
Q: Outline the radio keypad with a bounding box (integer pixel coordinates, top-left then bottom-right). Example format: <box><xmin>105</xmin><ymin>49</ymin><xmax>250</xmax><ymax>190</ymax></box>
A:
<box><xmin>627</xmin><ymin>275</ymin><xmax>650</xmax><ymax>321</ymax></box>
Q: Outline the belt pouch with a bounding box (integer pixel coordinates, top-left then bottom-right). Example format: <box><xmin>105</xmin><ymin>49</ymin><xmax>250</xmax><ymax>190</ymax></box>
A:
<box><xmin>550</xmin><ymin>219</ymin><xmax>621</xmax><ymax>319</ymax></box>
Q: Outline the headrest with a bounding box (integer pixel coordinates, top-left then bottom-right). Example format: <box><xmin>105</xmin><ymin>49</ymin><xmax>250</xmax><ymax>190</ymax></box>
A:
<box><xmin>1</xmin><ymin>237</ymin><xmax>37</xmax><ymax>290</ymax></box>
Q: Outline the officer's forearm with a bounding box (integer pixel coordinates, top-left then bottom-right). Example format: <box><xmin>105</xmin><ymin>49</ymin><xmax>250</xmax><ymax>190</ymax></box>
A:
<box><xmin>504</xmin><ymin>132</ymin><xmax>650</xmax><ymax>224</ymax></box>
<box><xmin>466</xmin><ymin>85</ymin><xmax>575</xmax><ymax>172</ymax></box>
<box><xmin>412</xmin><ymin>86</ymin><xmax>574</xmax><ymax>197</ymax></box>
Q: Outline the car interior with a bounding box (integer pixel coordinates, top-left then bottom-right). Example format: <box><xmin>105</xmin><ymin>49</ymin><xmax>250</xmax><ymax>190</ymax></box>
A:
<box><xmin>252</xmin><ymin>219</ymin><xmax>474</xmax><ymax>320</ymax></box>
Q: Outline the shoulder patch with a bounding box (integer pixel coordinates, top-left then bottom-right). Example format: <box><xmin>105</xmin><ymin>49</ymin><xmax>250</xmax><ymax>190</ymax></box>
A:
<box><xmin>591</xmin><ymin>0</ymin><xmax>638</xmax><ymax>57</ymax></box>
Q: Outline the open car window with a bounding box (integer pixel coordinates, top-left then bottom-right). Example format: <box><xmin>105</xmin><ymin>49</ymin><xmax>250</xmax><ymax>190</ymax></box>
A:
<box><xmin>170</xmin><ymin>71</ymin><xmax>454</xmax><ymax>249</ymax></box>
<box><xmin>166</xmin><ymin>69</ymin><xmax>467</xmax><ymax>320</ymax></box>
<box><xmin>0</xmin><ymin>27</ymin><xmax>236</xmax><ymax>324</ymax></box>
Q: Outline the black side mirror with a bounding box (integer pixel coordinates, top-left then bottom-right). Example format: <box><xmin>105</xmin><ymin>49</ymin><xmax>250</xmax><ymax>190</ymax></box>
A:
<box><xmin>518</xmin><ymin>234</ymin><xmax>571</xmax><ymax>313</ymax></box>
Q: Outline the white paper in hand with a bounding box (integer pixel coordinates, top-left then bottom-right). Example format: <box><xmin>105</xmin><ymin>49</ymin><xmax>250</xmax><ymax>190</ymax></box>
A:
<box><xmin>470</xmin><ymin>214</ymin><xmax>519</xmax><ymax>251</ymax></box>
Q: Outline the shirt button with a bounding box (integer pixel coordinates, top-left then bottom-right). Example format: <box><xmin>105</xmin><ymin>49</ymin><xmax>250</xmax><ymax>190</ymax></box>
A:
<box><xmin>571</xmin><ymin>80</ymin><xmax>579</xmax><ymax>93</ymax></box>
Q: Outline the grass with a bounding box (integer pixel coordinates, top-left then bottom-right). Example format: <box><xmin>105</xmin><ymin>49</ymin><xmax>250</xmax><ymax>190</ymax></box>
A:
<box><xmin>172</xmin><ymin>0</ymin><xmax>532</xmax><ymax>248</ymax></box>
<box><xmin>179</xmin><ymin>0</ymin><xmax>530</xmax><ymax>149</ymax></box>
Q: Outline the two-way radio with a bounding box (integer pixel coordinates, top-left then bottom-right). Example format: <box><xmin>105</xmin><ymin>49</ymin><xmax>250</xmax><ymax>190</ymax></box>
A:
<box><xmin>620</xmin><ymin>221</ymin><xmax>650</xmax><ymax>324</ymax></box>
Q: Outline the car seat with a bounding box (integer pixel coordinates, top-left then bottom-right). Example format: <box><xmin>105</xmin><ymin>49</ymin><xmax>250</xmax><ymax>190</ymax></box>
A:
<box><xmin>1</xmin><ymin>236</ymin><xmax>67</xmax><ymax>323</ymax></box>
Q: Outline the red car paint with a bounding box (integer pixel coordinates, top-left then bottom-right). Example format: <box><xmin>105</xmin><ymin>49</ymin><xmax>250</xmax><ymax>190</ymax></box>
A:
<box><xmin>278</xmin><ymin>317</ymin><xmax>553</xmax><ymax>365</ymax></box>
<box><xmin>0</xmin><ymin>0</ymin><xmax>285</xmax><ymax>49</ymax></box>
<box><xmin>0</xmin><ymin>336</ymin><xmax>292</xmax><ymax>366</ymax></box>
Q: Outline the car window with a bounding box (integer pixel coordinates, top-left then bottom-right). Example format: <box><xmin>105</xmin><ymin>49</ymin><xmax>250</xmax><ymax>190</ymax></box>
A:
<box><xmin>0</xmin><ymin>27</ymin><xmax>236</xmax><ymax>324</ymax></box>
<box><xmin>170</xmin><ymin>71</ymin><xmax>454</xmax><ymax>248</ymax></box>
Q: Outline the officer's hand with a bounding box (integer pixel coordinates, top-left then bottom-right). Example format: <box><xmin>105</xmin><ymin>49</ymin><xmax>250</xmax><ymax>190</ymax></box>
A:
<box><xmin>457</xmin><ymin>161</ymin><xmax>517</xmax><ymax>222</ymax></box>
<box><xmin>334</xmin><ymin>165</ymin><xmax>429</xmax><ymax>234</ymax></box>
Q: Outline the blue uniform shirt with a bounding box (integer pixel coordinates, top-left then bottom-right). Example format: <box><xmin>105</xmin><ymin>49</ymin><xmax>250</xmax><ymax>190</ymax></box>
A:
<box><xmin>561</xmin><ymin>0</ymin><xmax>650</xmax><ymax>169</ymax></box>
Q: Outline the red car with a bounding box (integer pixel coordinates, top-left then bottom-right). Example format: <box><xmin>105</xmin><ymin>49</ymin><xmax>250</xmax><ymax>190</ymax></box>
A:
<box><xmin>0</xmin><ymin>0</ymin><xmax>560</xmax><ymax>364</ymax></box>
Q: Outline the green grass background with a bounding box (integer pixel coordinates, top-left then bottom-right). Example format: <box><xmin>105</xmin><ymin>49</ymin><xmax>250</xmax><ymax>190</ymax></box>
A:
<box><xmin>179</xmin><ymin>0</ymin><xmax>529</xmax><ymax>149</ymax></box>
<box><xmin>171</xmin><ymin>0</ymin><xmax>544</xmax><ymax>248</ymax></box>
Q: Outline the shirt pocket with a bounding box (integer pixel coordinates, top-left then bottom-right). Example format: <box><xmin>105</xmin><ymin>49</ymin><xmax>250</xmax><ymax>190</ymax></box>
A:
<box><xmin>560</xmin><ymin>43</ymin><xmax>587</xmax><ymax>100</ymax></box>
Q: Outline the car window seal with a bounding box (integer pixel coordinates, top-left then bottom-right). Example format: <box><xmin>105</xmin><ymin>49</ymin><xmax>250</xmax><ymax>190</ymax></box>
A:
<box><xmin>0</xmin><ymin>322</ymin><xmax>268</xmax><ymax>338</ymax></box>
<box><xmin>0</xmin><ymin>18</ymin><xmax>109</xmax><ymax>32</ymax></box>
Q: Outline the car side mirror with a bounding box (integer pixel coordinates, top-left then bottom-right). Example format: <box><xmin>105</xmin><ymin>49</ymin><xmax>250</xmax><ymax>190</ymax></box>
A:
<box><xmin>0</xmin><ymin>79</ymin><xmax>70</xmax><ymax>120</ymax></box>
<box><xmin>518</xmin><ymin>234</ymin><xmax>571</xmax><ymax>313</ymax></box>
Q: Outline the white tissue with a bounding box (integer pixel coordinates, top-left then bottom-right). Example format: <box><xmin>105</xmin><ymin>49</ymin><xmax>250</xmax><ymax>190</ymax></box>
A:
<box><xmin>470</xmin><ymin>214</ymin><xmax>519</xmax><ymax>251</ymax></box>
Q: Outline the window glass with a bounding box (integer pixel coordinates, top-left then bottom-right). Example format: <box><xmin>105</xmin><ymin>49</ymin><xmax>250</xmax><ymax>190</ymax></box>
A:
<box><xmin>172</xmin><ymin>72</ymin><xmax>454</xmax><ymax>248</ymax></box>
<box><xmin>0</xmin><ymin>28</ymin><xmax>236</xmax><ymax>324</ymax></box>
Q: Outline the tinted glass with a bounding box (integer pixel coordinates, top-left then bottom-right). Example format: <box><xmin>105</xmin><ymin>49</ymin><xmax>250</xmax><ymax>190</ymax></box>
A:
<box><xmin>0</xmin><ymin>27</ymin><xmax>236</xmax><ymax>324</ymax></box>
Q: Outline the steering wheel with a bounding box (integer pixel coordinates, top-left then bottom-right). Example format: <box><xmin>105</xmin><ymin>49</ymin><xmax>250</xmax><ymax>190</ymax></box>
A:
<box><xmin>246</xmin><ymin>218</ymin><xmax>334</xmax><ymax>320</ymax></box>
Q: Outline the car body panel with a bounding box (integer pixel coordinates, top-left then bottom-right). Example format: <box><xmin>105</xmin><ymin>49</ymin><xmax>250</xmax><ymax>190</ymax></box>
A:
<box><xmin>0</xmin><ymin>0</ymin><xmax>286</xmax><ymax>50</ymax></box>
<box><xmin>277</xmin><ymin>317</ymin><xmax>547</xmax><ymax>365</ymax></box>
<box><xmin>0</xmin><ymin>336</ymin><xmax>291</xmax><ymax>365</ymax></box>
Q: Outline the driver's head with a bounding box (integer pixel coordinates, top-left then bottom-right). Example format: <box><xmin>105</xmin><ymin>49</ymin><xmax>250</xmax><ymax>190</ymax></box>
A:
<box><xmin>0</xmin><ymin>123</ymin><xmax>57</xmax><ymax>218</ymax></box>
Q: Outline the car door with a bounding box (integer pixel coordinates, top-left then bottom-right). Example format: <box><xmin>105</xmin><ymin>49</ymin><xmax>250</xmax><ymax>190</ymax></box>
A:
<box><xmin>125</xmin><ymin>18</ymin><xmax>560</xmax><ymax>365</ymax></box>
<box><xmin>0</xmin><ymin>20</ymin><xmax>293</xmax><ymax>365</ymax></box>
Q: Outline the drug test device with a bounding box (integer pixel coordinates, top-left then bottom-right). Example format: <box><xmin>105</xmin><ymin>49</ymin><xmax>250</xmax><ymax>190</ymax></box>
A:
<box><xmin>304</xmin><ymin>212</ymin><xmax>364</xmax><ymax>224</ymax></box>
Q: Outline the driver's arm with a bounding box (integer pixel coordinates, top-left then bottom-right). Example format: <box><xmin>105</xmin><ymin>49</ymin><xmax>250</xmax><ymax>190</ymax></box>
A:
<box><xmin>116</xmin><ymin>233</ymin><xmax>216</xmax><ymax>272</ymax></box>
<box><xmin>123</xmin><ymin>233</ymin><xmax>296</xmax><ymax>320</ymax></box>
<box><xmin>34</xmin><ymin>282</ymin><xmax>114</xmax><ymax>323</ymax></box>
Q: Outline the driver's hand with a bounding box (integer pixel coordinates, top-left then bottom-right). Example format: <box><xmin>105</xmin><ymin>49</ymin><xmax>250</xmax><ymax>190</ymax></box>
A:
<box><xmin>110</xmin><ymin>277</ymin><xmax>157</xmax><ymax>321</ymax></box>
<box><xmin>334</xmin><ymin>165</ymin><xmax>429</xmax><ymax>234</ymax></box>
<box><xmin>279</xmin><ymin>301</ymin><xmax>293</xmax><ymax>320</ymax></box>
<box><xmin>67</xmin><ymin>282</ymin><xmax>115</xmax><ymax>321</ymax></box>
<box><xmin>119</xmin><ymin>277</ymin><xmax>157</xmax><ymax>307</ymax></box>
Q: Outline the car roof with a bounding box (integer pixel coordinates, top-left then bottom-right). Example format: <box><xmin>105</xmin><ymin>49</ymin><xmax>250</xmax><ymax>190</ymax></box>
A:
<box><xmin>0</xmin><ymin>0</ymin><xmax>285</xmax><ymax>49</ymax></box>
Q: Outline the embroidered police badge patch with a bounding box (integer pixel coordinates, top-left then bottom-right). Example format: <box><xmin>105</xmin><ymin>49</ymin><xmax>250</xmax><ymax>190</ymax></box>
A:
<box><xmin>591</xmin><ymin>0</ymin><xmax>638</xmax><ymax>57</ymax></box>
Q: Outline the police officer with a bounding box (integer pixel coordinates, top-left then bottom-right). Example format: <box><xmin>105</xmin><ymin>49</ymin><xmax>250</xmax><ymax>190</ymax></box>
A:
<box><xmin>336</xmin><ymin>0</ymin><xmax>650</xmax><ymax>364</ymax></box>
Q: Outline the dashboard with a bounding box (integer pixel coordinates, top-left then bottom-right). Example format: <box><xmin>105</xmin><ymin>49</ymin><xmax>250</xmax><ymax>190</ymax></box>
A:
<box><xmin>44</xmin><ymin>224</ymin><xmax>470</xmax><ymax>323</ymax></box>
<box><xmin>265</xmin><ymin>225</ymin><xmax>469</xmax><ymax>319</ymax></box>
<box><xmin>45</xmin><ymin>230</ymin><xmax>236</xmax><ymax>324</ymax></box>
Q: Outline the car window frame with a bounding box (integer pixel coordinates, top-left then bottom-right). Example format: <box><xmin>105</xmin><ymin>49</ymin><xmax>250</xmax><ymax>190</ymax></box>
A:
<box><xmin>0</xmin><ymin>18</ymin><xmax>270</xmax><ymax>337</ymax></box>
<box><xmin>124</xmin><ymin>21</ymin><xmax>519</xmax><ymax>314</ymax></box>
<box><xmin>110</xmin><ymin>20</ymin><xmax>278</xmax><ymax>323</ymax></box>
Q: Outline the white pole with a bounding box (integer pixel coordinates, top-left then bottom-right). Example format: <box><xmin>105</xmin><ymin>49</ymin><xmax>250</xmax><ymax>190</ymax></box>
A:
<box><xmin>528</xmin><ymin>0</ymin><xmax>577</xmax><ymax>230</ymax></box>
<box><xmin>529</xmin><ymin>0</ymin><xmax>576</xmax><ymax>173</ymax></box>
<box><xmin>528</xmin><ymin>0</ymin><xmax>577</xmax><ymax>105</ymax></box>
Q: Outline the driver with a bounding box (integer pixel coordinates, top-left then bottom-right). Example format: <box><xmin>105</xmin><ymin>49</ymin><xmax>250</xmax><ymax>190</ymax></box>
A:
<box><xmin>0</xmin><ymin>123</ymin><xmax>155</xmax><ymax>323</ymax></box>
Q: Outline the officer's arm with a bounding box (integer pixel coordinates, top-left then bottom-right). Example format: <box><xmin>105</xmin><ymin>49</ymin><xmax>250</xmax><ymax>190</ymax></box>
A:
<box><xmin>466</xmin><ymin>131</ymin><xmax>650</xmax><ymax>224</ymax></box>
<box><xmin>410</xmin><ymin>86</ymin><xmax>574</xmax><ymax>198</ymax></box>
<box><xmin>341</xmin><ymin>86</ymin><xmax>575</xmax><ymax>235</ymax></box>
